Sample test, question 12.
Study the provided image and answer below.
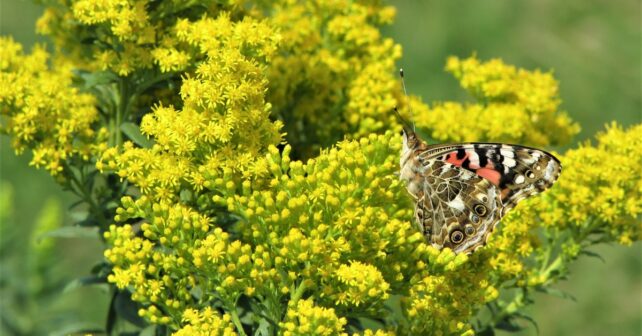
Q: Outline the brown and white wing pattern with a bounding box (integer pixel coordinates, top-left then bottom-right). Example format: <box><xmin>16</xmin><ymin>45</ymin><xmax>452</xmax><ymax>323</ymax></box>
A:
<box><xmin>399</xmin><ymin>127</ymin><xmax>561</xmax><ymax>254</ymax></box>
<box><xmin>415</xmin><ymin>160</ymin><xmax>503</xmax><ymax>254</ymax></box>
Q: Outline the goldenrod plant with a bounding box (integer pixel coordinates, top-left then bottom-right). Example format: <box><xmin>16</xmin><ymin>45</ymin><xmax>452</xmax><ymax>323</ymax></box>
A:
<box><xmin>1</xmin><ymin>1</ymin><xmax>640</xmax><ymax>335</ymax></box>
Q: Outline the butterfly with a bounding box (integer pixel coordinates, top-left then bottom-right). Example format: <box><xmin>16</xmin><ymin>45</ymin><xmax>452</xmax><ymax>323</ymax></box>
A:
<box><xmin>395</xmin><ymin>109</ymin><xmax>561</xmax><ymax>254</ymax></box>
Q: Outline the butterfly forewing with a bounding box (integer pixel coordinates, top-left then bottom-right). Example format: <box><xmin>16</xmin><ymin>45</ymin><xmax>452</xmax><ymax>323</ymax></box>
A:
<box><xmin>421</xmin><ymin>143</ymin><xmax>561</xmax><ymax>215</ymax></box>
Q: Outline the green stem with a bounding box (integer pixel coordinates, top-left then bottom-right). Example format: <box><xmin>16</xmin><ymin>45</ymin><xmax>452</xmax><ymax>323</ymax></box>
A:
<box><xmin>488</xmin><ymin>289</ymin><xmax>526</xmax><ymax>327</ymax></box>
<box><xmin>541</xmin><ymin>255</ymin><xmax>564</xmax><ymax>284</ymax></box>
<box><xmin>65</xmin><ymin>164</ymin><xmax>106</xmax><ymax>228</ymax></box>
<box><xmin>135</xmin><ymin>71</ymin><xmax>176</xmax><ymax>95</ymax></box>
<box><xmin>230</xmin><ymin>308</ymin><xmax>247</xmax><ymax>336</ymax></box>
<box><xmin>115</xmin><ymin>79</ymin><xmax>127</xmax><ymax>146</ymax></box>
<box><xmin>290</xmin><ymin>279</ymin><xmax>308</xmax><ymax>305</ymax></box>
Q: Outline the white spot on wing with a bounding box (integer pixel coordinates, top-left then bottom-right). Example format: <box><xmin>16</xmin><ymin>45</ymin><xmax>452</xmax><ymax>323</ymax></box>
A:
<box><xmin>544</xmin><ymin>160</ymin><xmax>556</xmax><ymax>180</ymax></box>
<box><xmin>500</xmin><ymin>149</ymin><xmax>515</xmax><ymax>158</ymax></box>
<box><xmin>515</xmin><ymin>175</ymin><xmax>525</xmax><ymax>184</ymax></box>
<box><xmin>503</xmin><ymin>157</ymin><xmax>517</xmax><ymax>167</ymax></box>
<box><xmin>468</xmin><ymin>151</ymin><xmax>480</xmax><ymax>168</ymax></box>
<box><xmin>447</xmin><ymin>195</ymin><xmax>466</xmax><ymax>212</ymax></box>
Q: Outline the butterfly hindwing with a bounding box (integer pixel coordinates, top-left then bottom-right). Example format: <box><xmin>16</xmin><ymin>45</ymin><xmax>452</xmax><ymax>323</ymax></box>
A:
<box><xmin>414</xmin><ymin>159</ymin><xmax>503</xmax><ymax>253</ymax></box>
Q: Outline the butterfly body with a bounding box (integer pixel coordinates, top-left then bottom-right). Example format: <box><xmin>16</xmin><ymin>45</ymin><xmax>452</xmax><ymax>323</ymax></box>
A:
<box><xmin>399</xmin><ymin>127</ymin><xmax>561</xmax><ymax>254</ymax></box>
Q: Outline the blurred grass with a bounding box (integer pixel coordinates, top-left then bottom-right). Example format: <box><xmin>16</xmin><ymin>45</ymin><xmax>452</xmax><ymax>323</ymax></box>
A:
<box><xmin>0</xmin><ymin>0</ymin><xmax>640</xmax><ymax>335</ymax></box>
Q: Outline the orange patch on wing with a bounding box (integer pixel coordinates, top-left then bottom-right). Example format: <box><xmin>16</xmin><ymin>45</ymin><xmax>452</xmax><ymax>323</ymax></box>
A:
<box><xmin>476</xmin><ymin>168</ymin><xmax>501</xmax><ymax>186</ymax></box>
<box><xmin>445</xmin><ymin>152</ymin><xmax>467</xmax><ymax>166</ymax></box>
<box><xmin>500</xmin><ymin>188</ymin><xmax>511</xmax><ymax>200</ymax></box>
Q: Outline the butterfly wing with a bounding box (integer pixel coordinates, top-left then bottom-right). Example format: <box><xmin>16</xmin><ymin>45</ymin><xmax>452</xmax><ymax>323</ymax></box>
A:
<box><xmin>414</xmin><ymin>159</ymin><xmax>503</xmax><ymax>254</ymax></box>
<box><xmin>418</xmin><ymin>143</ymin><xmax>562</xmax><ymax>216</ymax></box>
<box><xmin>401</xmin><ymin>138</ymin><xmax>561</xmax><ymax>254</ymax></box>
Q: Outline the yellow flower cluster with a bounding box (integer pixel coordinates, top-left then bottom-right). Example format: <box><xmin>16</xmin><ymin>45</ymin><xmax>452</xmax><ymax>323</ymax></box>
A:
<box><xmin>280</xmin><ymin>299</ymin><xmax>347</xmax><ymax>336</ymax></box>
<box><xmin>510</xmin><ymin>123</ymin><xmax>642</xmax><ymax>244</ymax></box>
<box><xmin>173</xmin><ymin>308</ymin><xmax>237</xmax><ymax>336</ymax></box>
<box><xmin>266</xmin><ymin>1</ymin><xmax>402</xmax><ymax>157</ymax></box>
<box><xmin>37</xmin><ymin>0</ymin><xmax>401</xmax><ymax>153</ymax></box>
<box><xmin>0</xmin><ymin>37</ymin><xmax>105</xmax><ymax>176</ymax></box>
<box><xmin>98</xmin><ymin>14</ymin><xmax>283</xmax><ymax>200</ymax></box>
<box><xmin>408</xmin><ymin>56</ymin><xmax>580</xmax><ymax>147</ymax></box>
<box><xmin>224</xmin><ymin>135</ymin><xmax>429</xmax><ymax>312</ymax></box>
<box><xmin>334</xmin><ymin>261</ymin><xmax>390</xmax><ymax>307</ymax></box>
<box><xmin>403</xmin><ymin>247</ymin><xmax>496</xmax><ymax>334</ymax></box>
<box><xmin>37</xmin><ymin>0</ymin><xmax>155</xmax><ymax>75</ymax></box>
<box><xmin>540</xmin><ymin>124</ymin><xmax>642</xmax><ymax>245</ymax></box>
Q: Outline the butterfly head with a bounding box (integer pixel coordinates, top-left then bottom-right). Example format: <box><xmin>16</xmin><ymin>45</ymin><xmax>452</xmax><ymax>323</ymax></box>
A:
<box><xmin>394</xmin><ymin>107</ymin><xmax>420</xmax><ymax>148</ymax></box>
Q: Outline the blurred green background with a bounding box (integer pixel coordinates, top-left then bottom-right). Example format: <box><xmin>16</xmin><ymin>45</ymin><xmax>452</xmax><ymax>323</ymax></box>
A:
<box><xmin>0</xmin><ymin>0</ymin><xmax>640</xmax><ymax>335</ymax></box>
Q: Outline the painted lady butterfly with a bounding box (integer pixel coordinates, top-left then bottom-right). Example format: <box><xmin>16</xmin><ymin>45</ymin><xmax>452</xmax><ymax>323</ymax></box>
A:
<box><xmin>395</xmin><ymin>72</ymin><xmax>561</xmax><ymax>254</ymax></box>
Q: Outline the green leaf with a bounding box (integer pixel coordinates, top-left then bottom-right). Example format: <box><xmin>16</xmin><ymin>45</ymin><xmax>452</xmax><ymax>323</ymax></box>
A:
<box><xmin>580</xmin><ymin>249</ymin><xmax>606</xmax><ymax>263</ymax></box>
<box><xmin>115</xmin><ymin>290</ymin><xmax>147</xmax><ymax>328</ymax></box>
<box><xmin>120</xmin><ymin>122</ymin><xmax>154</xmax><ymax>148</ymax></box>
<box><xmin>63</xmin><ymin>275</ymin><xmax>108</xmax><ymax>293</ymax></box>
<box><xmin>37</xmin><ymin>226</ymin><xmax>99</xmax><ymax>241</ymax></box>
<box><xmin>68</xmin><ymin>199</ymin><xmax>87</xmax><ymax>210</ymax></box>
<box><xmin>253</xmin><ymin>319</ymin><xmax>271</xmax><ymax>336</ymax></box>
<box><xmin>535</xmin><ymin>286</ymin><xmax>577</xmax><ymax>302</ymax></box>
<box><xmin>139</xmin><ymin>326</ymin><xmax>157</xmax><ymax>336</ymax></box>
<box><xmin>495</xmin><ymin>317</ymin><xmax>524</xmax><ymax>332</ymax></box>
<box><xmin>190</xmin><ymin>285</ymin><xmax>203</xmax><ymax>300</ymax></box>
<box><xmin>106</xmin><ymin>291</ymin><xmax>118</xmax><ymax>335</ymax></box>
<box><xmin>50</xmin><ymin>323</ymin><xmax>104</xmax><ymax>336</ymax></box>
<box><xmin>69</xmin><ymin>209</ymin><xmax>90</xmax><ymax>221</ymax></box>
<box><xmin>105</xmin><ymin>200</ymin><xmax>120</xmax><ymax>210</ymax></box>
<box><xmin>476</xmin><ymin>327</ymin><xmax>495</xmax><ymax>336</ymax></box>
<box><xmin>514</xmin><ymin>312</ymin><xmax>540</xmax><ymax>335</ymax></box>
<box><xmin>91</xmin><ymin>261</ymin><xmax>111</xmax><ymax>275</ymax></box>
<box><xmin>77</xmin><ymin>70</ymin><xmax>119</xmax><ymax>89</ymax></box>
<box><xmin>180</xmin><ymin>189</ymin><xmax>193</xmax><ymax>203</ymax></box>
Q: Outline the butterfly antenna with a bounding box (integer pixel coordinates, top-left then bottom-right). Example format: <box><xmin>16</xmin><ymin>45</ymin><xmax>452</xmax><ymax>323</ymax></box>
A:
<box><xmin>395</xmin><ymin>68</ymin><xmax>416</xmax><ymax>132</ymax></box>
<box><xmin>393</xmin><ymin>106</ymin><xmax>413</xmax><ymax>134</ymax></box>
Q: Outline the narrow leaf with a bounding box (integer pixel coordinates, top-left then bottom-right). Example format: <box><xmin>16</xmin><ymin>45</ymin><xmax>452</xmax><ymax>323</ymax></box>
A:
<box><xmin>106</xmin><ymin>291</ymin><xmax>118</xmax><ymax>336</ymax></box>
<box><xmin>515</xmin><ymin>312</ymin><xmax>540</xmax><ymax>335</ymax></box>
<box><xmin>580</xmin><ymin>249</ymin><xmax>606</xmax><ymax>263</ymax></box>
<box><xmin>120</xmin><ymin>122</ymin><xmax>154</xmax><ymax>148</ymax></box>
<box><xmin>50</xmin><ymin>323</ymin><xmax>104</xmax><ymax>336</ymax></box>
<box><xmin>115</xmin><ymin>290</ymin><xmax>147</xmax><ymax>328</ymax></box>
<box><xmin>495</xmin><ymin>317</ymin><xmax>524</xmax><ymax>332</ymax></box>
<box><xmin>535</xmin><ymin>286</ymin><xmax>577</xmax><ymax>302</ymax></box>
<box><xmin>138</xmin><ymin>326</ymin><xmax>157</xmax><ymax>336</ymax></box>
<box><xmin>476</xmin><ymin>327</ymin><xmax>495</xmax><ymax>336</ymax></box>
<box><xmin>63</xmin><ymin>275</ymin><xmax>107</xmax><ymax>293</ymax></box>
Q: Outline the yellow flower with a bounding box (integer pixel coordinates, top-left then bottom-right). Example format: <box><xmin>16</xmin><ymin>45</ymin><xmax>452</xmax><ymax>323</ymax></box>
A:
<box><xmin>280</xmin><ymin>299</ymin><xmax>348</xmax><ymax>336</ymax></box>
<box><xmin>173</xmin><ymin>308</ymin><xmax>237</xmax><ymax>336</ymax></box>
<box><xmin>0</xmin><ymin>37</ymin><xmax>102</xmax><ymax>176</ymax></box>
<box><xmin>334</xmin><ymin>261</ymin><xmax>390</xmax><ymax>306</ymax></box>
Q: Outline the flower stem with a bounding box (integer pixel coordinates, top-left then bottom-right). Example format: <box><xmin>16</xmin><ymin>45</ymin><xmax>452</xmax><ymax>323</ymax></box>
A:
<box><xmin>290</xmin><ymin>279</ymin><xmax>308</xmax><ymax>305</ymax></box>
<box><xmin>115</xmin><ymin>79</ymin><xmax>127</xmax><ymax>146</ymax></box>
<box><xmin>230</xmin><ymin>308</ymin><xmax>247</xmax><ymax>336</ymax></box>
